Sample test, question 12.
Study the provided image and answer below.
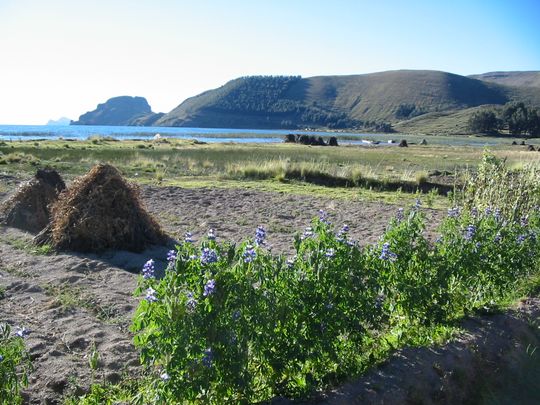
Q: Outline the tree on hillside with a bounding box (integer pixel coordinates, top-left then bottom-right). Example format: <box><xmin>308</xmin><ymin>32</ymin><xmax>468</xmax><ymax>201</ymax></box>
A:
<box><xmin>468</xmin><ymin>110</ymin><xmax>500</xmax><ymax>134</ymax></box>
<box><xmin>503</xmin><ymin>102</ymin><xmax>529</xmax><ymax>135</ymax></box>
<box><xmin>469</xmin><ymin>103</ymin><xmax>540</xmax><ymax>137</ymax></box>
<box><xmin>528</xmin><ymin>109</ymin><xmax>540</xmax><ymax>136</ymax></box>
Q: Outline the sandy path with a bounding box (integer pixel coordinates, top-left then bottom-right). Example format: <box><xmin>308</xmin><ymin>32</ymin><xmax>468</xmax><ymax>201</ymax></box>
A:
<box><xmin>141</xmin><ymin>186</ymin><xmax>442</xmax><ymax>253</ymax></box>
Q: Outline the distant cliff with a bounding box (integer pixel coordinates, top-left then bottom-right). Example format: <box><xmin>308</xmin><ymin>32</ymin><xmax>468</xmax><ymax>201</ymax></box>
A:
<box><xmin>71</xmin><ymin>96</ymin><xmax>163</xmax><ymax>126</ymax></box>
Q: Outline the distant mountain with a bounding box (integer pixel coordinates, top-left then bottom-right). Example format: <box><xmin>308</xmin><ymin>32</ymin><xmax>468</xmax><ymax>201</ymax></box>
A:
<box><xmin>71</xmin><ymin>96</ymin><xmax>163</xmax><ymax>126</ymax></box>
<box><xmin>46</xmin><ymin>117</ymin><xmax>71</xmax><ymax>126</ymax></box>
<box><xmin>470</xmin><ymin>71</ymin><xmax>540</xmax><ymax>88</ymax></box>
<box><xmin>154</xmin><ymin>70</ymin><xmax>540</xmax><ymax>131</ymax></box>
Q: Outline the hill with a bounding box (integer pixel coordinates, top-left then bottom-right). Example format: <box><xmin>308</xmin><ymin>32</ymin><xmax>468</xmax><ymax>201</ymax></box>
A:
<box><xmin>155</xmin><ymin>70</ymin><xmax>540</xmax><ymax>131</ymax></box>
<box><xmin>71</xmin><ymin>96</ymin><xmax>163</xmax><ymax>126</ymax></box>
<box><xmin>470</xmin><ymin>71</ymin><xmax>540</xmax><ymax>88</ymax></box>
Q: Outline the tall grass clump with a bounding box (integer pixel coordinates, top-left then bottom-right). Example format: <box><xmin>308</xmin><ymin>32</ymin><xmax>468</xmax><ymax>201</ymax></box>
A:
<box><xmin>0</xmin><ymin>324</ymin><xmax>32</xmax><ymax>405</ymax></box>
<box><xmin>453</xmin><ymin>151</ymin><xmax>540</xmax><ymax>221</ymax></box>
<box><xmin>226</xmin><ymin>160</ymin><xmax>375</xmax><ymax>187</ymax></box>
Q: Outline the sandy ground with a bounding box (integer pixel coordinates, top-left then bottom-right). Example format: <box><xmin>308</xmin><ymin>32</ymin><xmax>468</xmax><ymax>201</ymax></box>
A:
<box><xmin>0</xmin><ymin>181</ymin><xmax>537</xmax><ymax>404</ymax></box>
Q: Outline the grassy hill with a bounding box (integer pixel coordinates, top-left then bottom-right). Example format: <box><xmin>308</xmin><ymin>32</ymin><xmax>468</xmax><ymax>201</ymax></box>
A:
<box><xmin>155</xmin><ymin>70</ymin><xmax>540</xmax><ymax>132</ymax></box>
<box><xmin>470</xmin><ymin>71</ymin><xmax>540</xmax><ymax>88</ymax></box>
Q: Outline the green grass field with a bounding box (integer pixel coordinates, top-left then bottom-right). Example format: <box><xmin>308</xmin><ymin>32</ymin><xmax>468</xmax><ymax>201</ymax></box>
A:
<box><xmin>0</xmin><ymin>137</ymin><xmax>539</xmax><ymax>207</ymax></box>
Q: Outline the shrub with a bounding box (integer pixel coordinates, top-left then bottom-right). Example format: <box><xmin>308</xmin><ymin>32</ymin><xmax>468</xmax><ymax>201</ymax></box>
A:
<box><xmin>131</xmin><ymin>204</ymin><xmax>540</xmax><ymax>403</ymax></box>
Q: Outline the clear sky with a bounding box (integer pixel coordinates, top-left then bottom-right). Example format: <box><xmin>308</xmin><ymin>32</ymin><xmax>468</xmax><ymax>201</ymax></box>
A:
<box><xmin>1</xmin><ymin>0</ymin><xmax>539</xmax><ymax>124</ymax></box>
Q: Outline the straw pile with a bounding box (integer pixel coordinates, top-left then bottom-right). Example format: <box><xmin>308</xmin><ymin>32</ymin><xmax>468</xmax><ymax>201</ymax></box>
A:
<box><xmin>0</xmin><ymin>169</ymin><xmax>65</xmax><ymax>232</ymax></box>
<box><xmin>35</xmin><ymin>164</ymin><xmax>167</xmax><ymax>252</ymax></box>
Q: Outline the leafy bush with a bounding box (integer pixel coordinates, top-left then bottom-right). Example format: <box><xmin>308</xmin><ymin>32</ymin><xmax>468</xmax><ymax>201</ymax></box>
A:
<box><xmin>0</xmin><ymin>324</ymin><xmax>31</xmax><ymax>405</ymax></box>
<box><xmin>131</xmin><ymin>201</ymin><xmax>540</xmax><ymax>403</ymax></box>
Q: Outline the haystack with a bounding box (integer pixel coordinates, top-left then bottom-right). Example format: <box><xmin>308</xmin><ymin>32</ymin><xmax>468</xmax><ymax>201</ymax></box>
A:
<box><xmin>34</xmin><ymin>164</ymin><xmax>167</xmax><ymax>253</ymax></box>
<box><xmin>0</xmin><ymin>169</ymin><xmax>65</xmax><ymax>232</ymax></box>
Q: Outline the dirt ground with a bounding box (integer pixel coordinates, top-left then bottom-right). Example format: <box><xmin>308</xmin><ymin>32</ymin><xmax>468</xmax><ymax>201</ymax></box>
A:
<box><xmin>0</xmin><ymin>181</ymin><xmax>537</xmax><ymax>404</ymax></box>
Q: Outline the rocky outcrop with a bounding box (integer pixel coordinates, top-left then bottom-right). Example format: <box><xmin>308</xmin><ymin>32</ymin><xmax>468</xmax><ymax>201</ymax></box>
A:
<box><xmin>71</xmin><ymin>96</ymin><xmax>161</xmax><ymax>126</ymax></box>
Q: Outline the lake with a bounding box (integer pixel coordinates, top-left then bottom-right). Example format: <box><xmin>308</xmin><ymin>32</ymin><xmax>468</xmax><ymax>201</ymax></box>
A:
<box><xmin>0</xmin><ymin>124</ymin><xmax>514</xmax><ymax>147</ymax></box>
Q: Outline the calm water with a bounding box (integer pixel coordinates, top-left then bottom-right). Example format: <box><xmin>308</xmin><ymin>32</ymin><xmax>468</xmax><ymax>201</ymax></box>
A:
<box><xmin>0</xmin><ymin>124</ymin><xmax>511</xmax><ymax>146</ymax></box>
<box><xmin>0</xmin><ymin>124</ymin><xmax>362</xmax><ymax>143</ymax></box>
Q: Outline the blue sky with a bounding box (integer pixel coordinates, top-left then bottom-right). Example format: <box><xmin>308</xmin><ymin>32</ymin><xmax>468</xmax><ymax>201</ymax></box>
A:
<box><xmin>1</xmin><ymin>0</ymin><xmax>539</xmax><ymax>124</ymax></box>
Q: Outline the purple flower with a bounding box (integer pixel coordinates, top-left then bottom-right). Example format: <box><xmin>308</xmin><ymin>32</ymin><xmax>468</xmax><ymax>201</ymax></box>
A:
<box><xmin>379</xmin><ymin>242</ymin><xmax>397</xmax><ymax>261</ymax></box>
<box><xmin>145</xmin><ymin>287</ymin><xmax>158</xmax><ymax>302</ymax></box>
<box><xmin>184</xmin><ymin>232</ymin><xmax>194</xmax><ymax>243</ymax></box>
<box><xmin>286</xmin><ymin>256</ymin><xmax>296</xmax><ymax>268</ymax></box>
<box><xmin>336</xmin><ymin>224</ymin><xmax>349</xmax><ymax>242</ymax></box>
<box><xmin>202</xmin><ymin>348</ymin><xmax>213</xmax><ymax>368</ymax></box>
<box><xmin>167</xmin><ymin>250</ymin><xmax>177</xmax><ymax>263</ymax></box>
<box><xmin>243</xmin><ymin>245</ymin><xmax>257</xmax><ymax>263</ymax></box>
<box><xmin>494</xmin><ymin>232</ymin><xmax>502</xmax><ymax>243</ymax></box>
<box><xmin>414</xmin><ymin>199</ymin><xmax>422</xmax><ymax>209</ymax></box>
<box><xmin>517</xmin><ymin>234</ymin><xmax>527</xmax><ymax>243</ymax></box>
<box><xmin>255</xmin><ymin>225</ymin><xmax>266</xmax><ymax>246</ymax></box>
<box><xmin>494</xmin><ymin>209</ymin><xmax>502</xmax><ymax>221</ymax></box>
<box><xmin>302</xmin><ymin>226</ymin><xmax>313</xmax><ymax>239</ymax></box>
<box><xmin>471</xmin><ymin>207</ymin><xmax>478</xmax><ymax>218</ymax></box>
<box><xmin>464</xmin><ymin>224</ymin><xmax>476</xmax><ymax>241</ymax></box>
<box><xmin>142</xmin><ymin>259</ymin><xmax>155</xmax><ymax>279</ymax></box>
<box><xmin>447</xmin><ymin>207</ymin><xmax>460</xmax><ymax>218</ymax></box>
<box><xmin>160</xmin><ymin>372</ymin><xmax>170</xmax><ymax>381</ymax></box>
<box><xmin>319</xmin><ymin>209</ymin><xmax>330</xmax><ymax>224</ymax></box>
<box><xmin>207</xmin><ymin>229</ymin><xmax>216</xmax><ymax>240</ymax></box>
<box><xmin>375</xmin><ymin>293</ymin><xmax>386</xmax><ymax>309</ymax></box>
<box><xmin>484</xmin><ymin>207</ymin><xmax>492</xmax><ymax>216</ymax></box>
<box><xmin>325</xmin><ymin>248</ymin><xmax>335</xmax><ymax>258</ymax></box>
<box><xmin>520</xmin><ymin>216</ymin><xmax>529</xmax><ymax>227</ymax></box>
<box><xmin>186</xmin><ymin>292</ymin><xmax>197</xmax><ymax>312</ymax></box>
<box><xmin>203</xmin><ymin>279</ymin><xmax>216</xmax><ymax>297</ymax></box>
<box><xmin>15</xmin><ymin>327</ymin><xmax>30</xmax><ymax>338</ymax></box>
<box><xmin>396</xmin><ymin>208</ymin><xmax>404</xmax><ymax>221</ymax></box>
<box><xmin>200</xmin><ymin>248</ymin><xmax>218</xmax><ymax>265</ymax></box>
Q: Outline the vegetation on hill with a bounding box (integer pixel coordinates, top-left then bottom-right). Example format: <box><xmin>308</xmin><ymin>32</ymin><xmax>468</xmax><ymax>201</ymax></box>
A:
<box><xmin>155</xmin><ymin>70</ymin><xmax>540</xmax><ymax>131</ymax></box>
<box><xmin>468</xmin><ymin>102</ymin><xmax>540</xmax><ymax>136</ymax></box>
<box><xmin>156</xmin><ymin>75</ymin><xmax>365</xmax><ymax>130</ymax></box>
